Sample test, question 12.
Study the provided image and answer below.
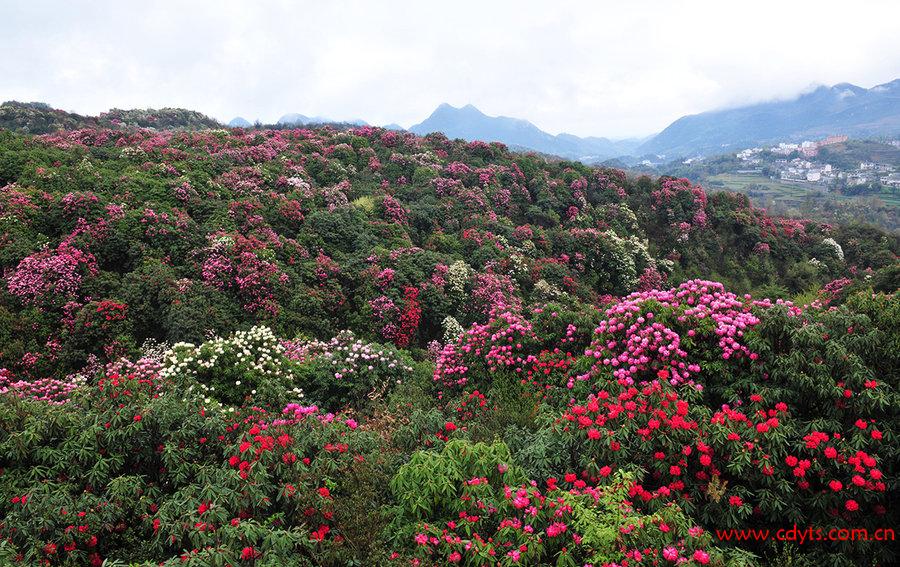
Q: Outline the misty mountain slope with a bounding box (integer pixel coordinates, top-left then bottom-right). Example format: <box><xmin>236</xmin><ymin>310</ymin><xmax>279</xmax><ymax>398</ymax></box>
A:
<box><xmin>638</xmin><ymin>80</ymin><xmax>900</xmax><ymax>158</ymax></box>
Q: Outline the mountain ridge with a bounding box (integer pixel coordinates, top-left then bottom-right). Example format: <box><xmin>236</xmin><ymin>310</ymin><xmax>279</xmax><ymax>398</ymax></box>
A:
<box><xmin>277</xmin><ymin>113</ymin><xmax>368</xmax><ymax>127</ymax></box>
<box><xmin>637</xmin><ymin>79</ymin><xmax>900</xmax><ymax>158</ymax></box>
<box><xmin>409</xmin><ymin>103</ymin><xmax>643</xmax><ymax>162</ymax></box>
<box><xmin>0</xmin><ymin>101</ymin><xmax>222</xmax><ymax>133</ymax></box>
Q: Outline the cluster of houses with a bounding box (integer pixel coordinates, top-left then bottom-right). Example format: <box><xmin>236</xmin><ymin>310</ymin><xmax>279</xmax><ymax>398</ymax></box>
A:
<box><xmin>779</xmin><ymin>159</ymin><xmax>834</xmax><ymax>183</ymax></box>
<box><xmin>767</xmin><ymin>135</ymin><xmax>848</xmax><ymax>158</ymax></box>
<box><xmin>734</xmin><ymin>136</ymin><xmax>899</xmax><ymax>189</ymax></box>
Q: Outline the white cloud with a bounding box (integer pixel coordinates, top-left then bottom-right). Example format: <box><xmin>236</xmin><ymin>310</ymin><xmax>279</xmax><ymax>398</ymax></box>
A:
<box><xmin>1</xmin><ymin>0</ymin><xmax>898</xmax><ymax>137</ymax></box>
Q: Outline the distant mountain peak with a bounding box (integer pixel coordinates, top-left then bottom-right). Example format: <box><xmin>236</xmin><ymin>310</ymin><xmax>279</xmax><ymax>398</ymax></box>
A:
<box><xmin>431</xmin><ymin>102</ymin><xmax>483</xmax><ymax>116</ymax></box>
<box><xmin>409</xmin><ymin>103</ymin><xmax>641</xmax><ymax>162</ymax></box>
<box><xmin>277</xmin><ymin>113</ymin><xmax>311</xmax><ymax>125</ymax></box>
<box><xmin>228</xmin><ymin>116</ymin><xmax>252</xmax><ymax>128</ymax></box>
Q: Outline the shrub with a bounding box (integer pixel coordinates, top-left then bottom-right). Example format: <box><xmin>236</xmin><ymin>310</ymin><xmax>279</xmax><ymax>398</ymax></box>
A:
<box><xmin>160</xmin><ymin>325</ymin><xmax>305</xmax><ymax>407</ymax></box>
<box><xmin>388</xmin><ymin>440</ymin><xmax>737</xmax><ymax>566</ymax></box>
<box><xmin>286</xmin><ymin>331</ymin><xmax>417</xmax><ymax>411</ymax></box>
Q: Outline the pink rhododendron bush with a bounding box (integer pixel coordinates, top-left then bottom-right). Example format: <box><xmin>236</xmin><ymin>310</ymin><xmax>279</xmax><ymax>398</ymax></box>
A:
<box><xmin>0</xmin><ymin>124</ymin><xmax>898</xmax><ymax>566</ymax></box>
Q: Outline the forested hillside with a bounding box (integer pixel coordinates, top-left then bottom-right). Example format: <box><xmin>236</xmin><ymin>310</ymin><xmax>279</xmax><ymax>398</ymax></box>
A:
<box><xmin>0</xmin><ymin>124</ymin><xmax>897</xmax><ymax>566</ymax></box>
<box><xmin>0</xmin><ymin>101</ymin><xmax>221</xmax><ymax>134</ymax></box>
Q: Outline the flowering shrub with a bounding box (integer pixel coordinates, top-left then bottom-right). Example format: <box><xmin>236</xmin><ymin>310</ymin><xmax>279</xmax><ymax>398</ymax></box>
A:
<box><xmin>816</xmin><ymin>277</ymin><xmax>852</xmax><ymax>306</ymax></box>
<box><xmin>160</xmin><ymin>325</ymin><xmax>304</xmax><ymax>407</ymax></box>
<box><xmin>435</xmin><ymin>311</ymin><xmax>539</xmax><ymax>391</ymax></box>
<box><xmin>388</xmin><ymin>440</ymin><xmax>732</xmax><ymax>566</ymax></box>
<box><xmin>0</xmin><ymin>368</ymin><xmax>85</xmax><ymax>405</ymax></box>
<box><xmin>0</xmin><ymin>370</ymin><xmax>385</xmax><ymax>566</ymax></box>
<box><xmin>382</xmin><ymin>194</ymin><xmax>409</xmax><ymax>225</ymax></box>
<box><xmin>585</xmin><ymin>280</ymin><xmax>761</xmax><ymax>388</ymax></box>
<box><xmin>559</xmin><ymin>228</ymin><xmax>655</xmax><ymax>296</ymax></box>
<box><xmin>434</xmin><ymin>303</ymin><xmax>598</xmax><ymax>395</ymax></box>
<box><xmin>650</xmin><ymin>177</ymin><xmax>708</xmax><ymax>239</ymax></box>
<box><xmin>6</xmin><ymin>244</ymin><xmax>98</xmax><ymax>308</ymax></box>
<box><xmin>198</xmin><ymin>234</ymin><xmax>288</xmax><ymax>317</ymax></box>
<box><xmin>286</xmin><ymin>331</ymin><xmax>418</xmax><ymax>410</ymax></box>
<box><xmin>370</xmin><ymin>286</ymin><xmax>422</xmax><ymax>347</ymax></box>
<box><xmin>547</xmin><ymin>292</ymin><xmax>899</xmax><ymax>565</ymax></box>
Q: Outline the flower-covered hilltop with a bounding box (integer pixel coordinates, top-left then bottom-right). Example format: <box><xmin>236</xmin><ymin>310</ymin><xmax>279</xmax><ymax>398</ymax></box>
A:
<box><xmin>0</xmin><ymin>121</ymin><xmax>897</xmax><ymax>566</ymax></box>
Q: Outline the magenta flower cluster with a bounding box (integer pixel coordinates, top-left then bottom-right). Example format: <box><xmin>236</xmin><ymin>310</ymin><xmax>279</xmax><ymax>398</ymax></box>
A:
<box><xmin>585</xmin><ymin>280</ymin><xmax>761</xmax><ymax>387</ymax></box>
<box><xmin>0</xmin><ymin>368</ymin><xmax>85</xmax><ymax>405</ymax></box>
<box><xmin>6</xmin><ymin>244</ymin><xmax>98</xmax><ymax>307</ymax></box>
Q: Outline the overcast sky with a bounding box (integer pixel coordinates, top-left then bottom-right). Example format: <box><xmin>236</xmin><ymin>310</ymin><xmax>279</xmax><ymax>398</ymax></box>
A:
<box><xmin>2</xmin><ymin>0</ymin><xmax>899</xmax><ymax>138</ymax></box>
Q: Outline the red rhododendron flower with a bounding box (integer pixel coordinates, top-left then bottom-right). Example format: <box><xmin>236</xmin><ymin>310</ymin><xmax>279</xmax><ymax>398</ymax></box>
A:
<box><xmin>312</xmin><ymin>525</ymin><xmax>331</xmax><ymax>541</ymax></box>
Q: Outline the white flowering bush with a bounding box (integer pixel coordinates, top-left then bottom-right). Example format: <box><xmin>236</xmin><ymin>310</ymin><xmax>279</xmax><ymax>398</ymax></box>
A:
<box><xmin>160</xmin><ymin>325</ymin><xmax>304</xmax><ymax>406</ymax></box>
<box><xmin>533</xmin><ymin>278</ymin><xmax>569</xmax><ymax>302</ymax></box>
<box><xmin>287</xmin><ymin>331</ymin><xmax>416</xmax><ymax>410</ymax></box>
<box><xmin>595</xmin><ymin>231</ymin><xmax>646</xmax><ymax>294</ymax></box>
<box><xmin>822</xmin><ymin>237</ymin><xmax>845</xmax><ymax>261</ymax></box>
<box><xmin>441</xmin><ymin>316</ymin><xmax>464</xmax><ymax>344</ymax></box>
<box><xmin>506</xmin><ymin>253</ymin><xmax>530</xmax><ymax>283</ymax></box>
<box><xmin>446</xmin><ymin>260</ymin><xmax>472</xmax><ymax>299</ymax></box>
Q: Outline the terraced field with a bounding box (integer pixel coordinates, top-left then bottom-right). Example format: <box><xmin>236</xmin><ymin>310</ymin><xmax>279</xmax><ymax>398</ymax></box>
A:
<box><xmin>706</xmin><ymin>173</ymin><xmax>900</xmax><ymax>209</ymax></box>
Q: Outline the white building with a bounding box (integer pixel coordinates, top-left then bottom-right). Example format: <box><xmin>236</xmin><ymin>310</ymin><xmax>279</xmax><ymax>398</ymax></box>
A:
<box><xmin>771</xmin><ymin>143</ymin><xmax>800</xmax><ymax>155</ymax></box>
<box><xmin>882</xmin><ymin>173</ymin><xmax>900</xmax><ymax>188</ymax></box>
